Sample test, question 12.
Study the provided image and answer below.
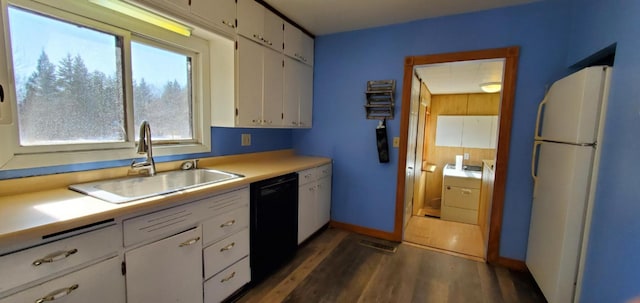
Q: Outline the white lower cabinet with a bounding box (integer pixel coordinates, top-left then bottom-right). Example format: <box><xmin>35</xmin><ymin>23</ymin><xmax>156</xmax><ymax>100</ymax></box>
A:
<box><xmin>125</xmin><ymin>226</ymin><xmax>203</xmax><ymax>303</ymax></box>
<box><xmin>122</xmin><ymin>186</ymin><xmax>250</xmax><ymax>303</ymax></box>
<box><xmin>204</xmin><ymin>257</ymin><xmax>250</xmax><ymax>303</ymax></box>
<box><xmin>297</xmin><ymin>164</ymin><xmax>332</xmax><ymax>244</ymax></box>
<box><xmin>0</xmin><ymin>256</ymin><xmax>124</xmax><ymax>303</ymax></box>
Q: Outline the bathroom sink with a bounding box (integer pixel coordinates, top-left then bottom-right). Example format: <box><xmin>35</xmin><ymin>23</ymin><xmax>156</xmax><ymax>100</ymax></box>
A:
<box><xmin>445</xmin><ymin>163</ymin><xmax>482</xmax><ymax>171</ymax></box>
<box><xmin>69</xmin><ymin>169</ymin><xmax>243</xmax><ymax>204</ymax></box>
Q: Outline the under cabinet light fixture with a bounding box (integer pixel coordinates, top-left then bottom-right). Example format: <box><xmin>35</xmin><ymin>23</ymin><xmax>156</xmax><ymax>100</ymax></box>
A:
<box><xmin>480</xmin><ymin>82</ymin><xmax>502</xmax><ymax>93</ymax></box>
<box><xmin>89</xmin><ymin>0</ymin><xmax>192</xmax><ymax>36</ymax></box>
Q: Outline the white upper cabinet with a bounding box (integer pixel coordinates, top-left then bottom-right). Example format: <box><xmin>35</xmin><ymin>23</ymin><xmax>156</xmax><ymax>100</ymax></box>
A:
<box><xmin>235</xmin><ymin>37</ymin><xmax>284</xmax><ymax>127</ymax></box>
<box><xmin>196</xmin><ymin>0</ymin><xmax>237</xmax><ymax>35</ymax></box>
<box><xmin>435</xmin><ymin>116</ymin><xmax>464</xmax><ymax>147</ymax></box>
<box><xmin>132</xmin><ymin>0</ymin><xmax>237</xmax><ymax>36</ymax></box>
<box><xmin>237</xmin><ymin>0</ymin><xmax>283</xmax><ymax>52</ymax></box>
<box><xmin>284</xmin><ymin>22</ymin><xmax>314</xmax><ymax>66</ymax></box>
<box><xmin>283</xmin><ymin>57</ymin><xmax>313</xmax><ymax>128</ymax></box>
<box><xmin>436</xmin><ymin>115</ymin><xmax>498</xmax><ymax>148</ymax></box>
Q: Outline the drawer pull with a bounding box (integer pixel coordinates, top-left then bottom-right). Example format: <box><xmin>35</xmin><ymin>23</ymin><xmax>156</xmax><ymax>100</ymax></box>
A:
<box><xmin>32</xmin><ymin>249</ymin><xmax>78</xmax><ymax>266</ymax></box>
<box><xmin>220</xmin><ymin>271</ymin><xmax>236</xmax><ymax>283</ymax></box>
<box><xmin>220</xmin><ymin>220</ymin><xmax>236</xmax><ymax>228</ymax></box>
<box><xmin>219</xmin><ymin>242</ymin><xmax>236</xmax><ymax>252</ymax></box>
<box><xmin>179</xmin><ymin>237</ymin><xmax>201</xmax><ymax>247</ymax></box>
<box><xmin>35</xmin><ymin>284</ymin><xmax>78</xmax><ymax>303</ymax></box>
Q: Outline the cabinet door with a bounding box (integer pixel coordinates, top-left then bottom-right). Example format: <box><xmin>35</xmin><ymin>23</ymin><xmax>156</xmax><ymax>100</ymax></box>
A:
<box><xmin>283</xmin><ymin>22</ymin><xmax>301</xmax><ymax>59</ymax></box>
<box><xmin>0</xmin><ymin>257</ymin><xmax>124</xmax><ymax>303</ymax></box>
<box><xmin>316</xmin><ymin>176</ymin><xmax>332</xmax><ymax>229</ymax></box>
<box><xmin>300</xmin><ymin>33</ymin><xmax>314</xmax><ymax>66</ymax></box>
<box><xmin>462</xmin><ymin>116</ymin><xmax>494</xmax><ymax>148</ymax></box>
<box><xmin>263</xmin><ymin>10</ymin><xmax>283</xmax><ymax>52</ymax></box>
<box><xmin>283</xmin><ymin>57</ymin><xmax>300</xmax><ymax>127</ymax></box>
<box><xmin>195</xmin><ymin>0</ymin><xmax>236</xmax><ymax>35</ymax></box>
<box><xmin>154</xmin><ymin>0</ymin><xmax>190</xmax><ymax>13</ymax></box>
<box><xmin>262</xmin><ymin>47</ymin><xmax>283</xmax><ymax>126</ymax></box>
<box><xmin>298</xmin><ymin>63</ymin><xmax>313</xmax><ymax>128</ymax></box>
<box><xmin>125</xmin><ymin>227</ymin><xmax>203</xmax><ymax>303</ymax></box>
<box><xmin>298</xmin><ymin>183</ymin><xmax>316</xmax><ymax>244</ymax></box>
<box><xmin>435</xmin><ymin>115</ymin><xmax>463</xmax><ymax>147</ymax></box>
<box><xmin>237</xmin><ymin>0</ymin><xmax>263</xmax><ymax>43</ymax></box>
<box><xmin>236</xmin><ymin>37</ymin><xmax>263</xmax><ymax>126</ymax></box>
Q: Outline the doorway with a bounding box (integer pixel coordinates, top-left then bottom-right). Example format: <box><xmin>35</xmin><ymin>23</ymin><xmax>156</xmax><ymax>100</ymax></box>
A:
<box><xmin>393</xmin><ymin>47</ymin><xmax>520</xmax><ymax>266</ymax></box>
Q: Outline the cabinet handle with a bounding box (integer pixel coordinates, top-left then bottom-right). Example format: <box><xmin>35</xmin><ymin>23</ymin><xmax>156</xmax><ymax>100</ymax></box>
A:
<box><xmin>179</xmin><ymin>237</ymin><xmax>200</xmax><ymax>247</ymax></box>
<box><xmin>220</xmin><ymin>271</ymin><xmax>236</xmax><ymax>283</ymax></box>
<box><xmin>299</xmin><ymin>122</ymin><xmax>305</xmax><ymax>126</ymax></box>
<box><xmin>220</xmin><ymin>219</ymin><xmax>236</xmax><ymax>228</ymax></box>
<box><xmin>32</xmin><ymin>249</ymin><xmax>78</xmax><ymax>266</ymax></box>
<box><xmin>446</xmin><ymin>186</ymin><xmax>451</xmax><ymax>190</ymax></box>
<box><xmin>461</xmin><ymin>189</ymin><xmax>472</xmax><ymax>195</ymax></box>
<box><xmin>292</xmin><ymin>121</ymin><xmax>298</xmax><ymax>125</ymax></box>
<box><xmin>35</xmin><ymin>284</ymin><xmax>79</xmax><ymax>303</ymax></box>
<box><xmin>219</xmin><ymin>242</ymin><xmax>236</xmax><ymax>252</ymax></box>
<box><xmin>222</xmin><ymin>20</ymin><xmax>235</xmax><ymax>28</ymax></box>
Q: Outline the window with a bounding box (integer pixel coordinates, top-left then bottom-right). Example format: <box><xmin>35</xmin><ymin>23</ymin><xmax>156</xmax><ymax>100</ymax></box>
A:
<box><xmin>9</xmin><ymin>6</ymin><xmax>125</xmax><ymax>146</ymax></box>
<box><xmin>0</xmin><ymin>0</ymin><xmax>211</xmax><ymax>170</ymax></box>
<box><xmin>131</xmin><ymin>40</ymin><xmax>193</xmax><ymax>142</ymax></box>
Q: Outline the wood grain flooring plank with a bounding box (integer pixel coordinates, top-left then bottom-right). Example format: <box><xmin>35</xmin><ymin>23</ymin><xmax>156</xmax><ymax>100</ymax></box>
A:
<box><xmin>356</xmin><ymin>244</ymin><xmax>421</xmax><ymax>303</ymax></box>
<box><xmin>238</xmin><ymin>228</ymin><xmax>347</xmax><ymax>303</ymax></box>
<box><xmin>496</xmin><ymin>266</ymin><xmax>520</xmax><ymax>303</ymax></box>
<box><xmin>236</xmin><ymin>228</ymin><xmax>545</xmax><ymax>303</ymax></box>
<box><xmin>476</xmin><ymin>262</ymin><xmax>505</xmax><ymax>303</ymax></box>
<box><xmin>282</xmin><ymin>234</ymin><xmax>385</xmax><ymax>303</ymax></box>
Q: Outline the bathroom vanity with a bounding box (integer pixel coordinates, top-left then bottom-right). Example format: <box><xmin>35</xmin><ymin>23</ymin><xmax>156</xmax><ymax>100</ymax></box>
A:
<box><xmin>440</xmin><ymin>163</ymin><xmax>482</xmax><ymax>224</ymax></box>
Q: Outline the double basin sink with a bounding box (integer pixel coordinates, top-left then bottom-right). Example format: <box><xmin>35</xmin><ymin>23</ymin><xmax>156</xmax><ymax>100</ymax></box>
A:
<box><xmin>70</xmin><ymin>169</ymin><xmax>243</xmax><ymax>204</ymax></box>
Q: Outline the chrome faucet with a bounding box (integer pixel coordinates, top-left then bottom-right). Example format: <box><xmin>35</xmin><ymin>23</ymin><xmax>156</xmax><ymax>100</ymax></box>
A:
<box><xmin>131</xmin><ymin>120</ymin><xmax>156</xmax><ymax>176</ymax></box>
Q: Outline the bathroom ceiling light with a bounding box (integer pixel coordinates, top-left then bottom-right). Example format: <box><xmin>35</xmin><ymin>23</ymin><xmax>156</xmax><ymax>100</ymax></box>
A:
<box><xmin>89</xmin><ymin>0</ymin><xmax>192</xmax><ymax>37</ymax></box>
<box><xmin>480</xmin><ymin>82</ymin><xmax>502</xmax><ymax>93</ymax></box>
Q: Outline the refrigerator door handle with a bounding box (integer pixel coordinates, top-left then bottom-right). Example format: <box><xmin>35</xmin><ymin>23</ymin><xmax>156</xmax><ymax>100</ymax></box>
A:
<box><xmin>531</xmin><ymin>141</ymin><xmax>542</xmax><ymax>196</ymax></box>
<box><xmin>534</xmin><ymin>94</ymin><xmax>548</xmax><ymax>140</ymax></box>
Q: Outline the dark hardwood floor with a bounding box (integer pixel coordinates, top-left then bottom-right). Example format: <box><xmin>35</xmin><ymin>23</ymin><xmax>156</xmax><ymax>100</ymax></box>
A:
<box><xmin>236</xmin><ymin>228</ymin><xmax>546</xmax><ymax>303</ymax></box>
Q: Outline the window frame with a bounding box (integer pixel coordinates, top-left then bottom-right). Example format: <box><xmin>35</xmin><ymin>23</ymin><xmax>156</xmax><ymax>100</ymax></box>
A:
<box><xmin>0</xmin><ymin>0</ymin><xmax>211</xmax><ymax>170</ymax></box>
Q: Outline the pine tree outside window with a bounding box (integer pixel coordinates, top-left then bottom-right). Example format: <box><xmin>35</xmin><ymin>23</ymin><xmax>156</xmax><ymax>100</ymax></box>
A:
<box><xmin>0</xmin><ymin>0</ymin><xmax>212</xmax><ymax>170</ymax></box>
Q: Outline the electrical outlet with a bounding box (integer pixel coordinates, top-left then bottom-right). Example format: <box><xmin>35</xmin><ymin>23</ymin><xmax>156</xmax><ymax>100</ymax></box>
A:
<box><xmin>241</xmin><ymin>134</ymin><xmax>251</xmax><ymax>146</ymax></box>
<box><xmin>464</xmin><ymin>153</ymin><xmax>470</xmax><ymax>160</ymax></box>
<box><xmin>393</xmin><ymin>137</ymin><xmax>400</xmax><ymax>148</ymax></box>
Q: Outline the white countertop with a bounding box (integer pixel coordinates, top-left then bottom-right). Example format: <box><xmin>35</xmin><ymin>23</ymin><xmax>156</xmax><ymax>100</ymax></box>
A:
<box><xmin>443</xmin><ymin>163</ymin><xmax>482</xmax><ymax>179</ymax></box>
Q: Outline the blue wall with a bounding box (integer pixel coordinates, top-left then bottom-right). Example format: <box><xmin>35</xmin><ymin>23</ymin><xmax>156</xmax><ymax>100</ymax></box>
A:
<box><xmin>294</xmin><ymin>0</ymin><xmax>572</xmax><ymax>261</ymax></box>
<box><xmin>0</xmin><ymin>127</ymin><xmax>292</xmax><ymax>179</ymax></box>
<box><xmin>565</xmin><ymin>1</ymin><xmax>640</xmax><ymax>302</ymax></box>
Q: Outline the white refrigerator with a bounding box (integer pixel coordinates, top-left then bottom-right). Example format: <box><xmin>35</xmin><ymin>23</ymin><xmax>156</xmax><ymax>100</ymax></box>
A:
<box><xmin>527</xmin><ymin>66</ymin><xmax>612</xmax><ymax>303</ymax></box>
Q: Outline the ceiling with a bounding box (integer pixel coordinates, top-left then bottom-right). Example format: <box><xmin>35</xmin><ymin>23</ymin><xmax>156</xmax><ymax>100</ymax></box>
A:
<box><xmin>415</xmin><ymin>59</ymin><xmax>505</xmax><ymax>95</ymax></box>
<box><xmin>263</xmin><ymin>0</ymin><xmax>540</xmax><ymax>35</ymax></box>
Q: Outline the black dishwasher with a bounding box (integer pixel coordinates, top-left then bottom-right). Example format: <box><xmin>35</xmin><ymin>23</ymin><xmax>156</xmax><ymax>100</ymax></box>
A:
<box><xmin>250</xmin><ymin>173</ymin><xmax>298</xmax><ymax>283</ymax></box>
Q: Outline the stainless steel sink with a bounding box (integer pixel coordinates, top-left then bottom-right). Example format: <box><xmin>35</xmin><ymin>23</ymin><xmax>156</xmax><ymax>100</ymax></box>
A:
<box><xmin>69</xmin><ymin>169</ymin><xmax>243</xmax><ymax>204</ymax></box>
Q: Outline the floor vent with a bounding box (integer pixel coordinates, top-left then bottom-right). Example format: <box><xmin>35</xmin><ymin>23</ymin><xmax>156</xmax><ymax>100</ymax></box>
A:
<box><xmin>359</xmin><ymin>239</ymin><xmax>397</xmax><ymax>253</ymax></box>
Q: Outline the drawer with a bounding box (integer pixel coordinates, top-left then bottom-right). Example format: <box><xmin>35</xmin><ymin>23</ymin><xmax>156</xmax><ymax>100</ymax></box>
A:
<box><xmin>203</xmin><ymin>228</ymin><xmax>249</xmax><ymax>279</ymax></box>
<box><xmin>0</xmin><ymin>225</ymin><xmax>120</xmax><ymax>294</ymax></box>
<box><xmin>317</xmin><ymin>163</ymin><xmax>332</xmax><ymax>179</ymax></box>
<box><xmin>443</xmin><ymin>186</ymin><xmax>480</xmax><ymax>210</ymax></box>
<box><xmin>202</xmin><ymin>206</ymin><xmax>249</xmax><ymax>245</ymax></box>
<box><xmin>441</xmin><ymin>206</ymin><xmax>478</xmax><ymax>224</ymax></box>
<box><xmin>0</xmin><ymin>256</ymin><xmax>125</xmax><ymax>303</ymax></box>
<box><xmin>198</xmin><ymin>187</ymin><xmax>249</xmax><ymax>220</ymax></box>
<box><xmin>204</xmin><ymin>257</ymin><xmax>250</xmax><ymax>303</ymax></box>
<box><xmin>298</xmin><ymin>168</ymin><xmax>316</xmax><ymax>186</ymax></box>
<box><xmin>443</xmin><ymin>175</ymin><xmax>481</xmax><ymax>189</ymax></box>
<box><xmin>123</xmin><ymin>201</ymin><xmax>200</xmax><ymax>247</ymax></box>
